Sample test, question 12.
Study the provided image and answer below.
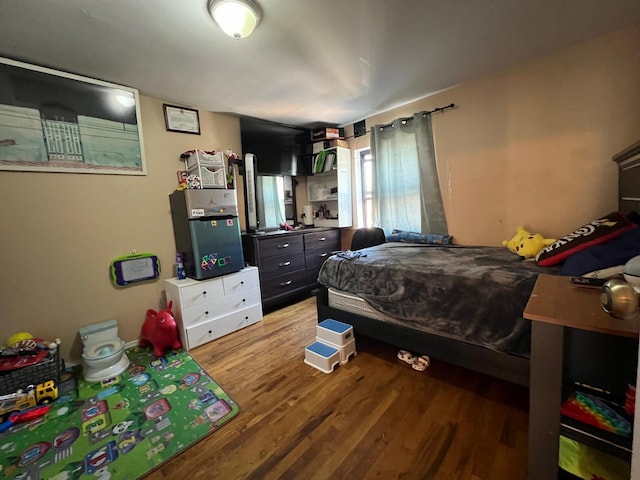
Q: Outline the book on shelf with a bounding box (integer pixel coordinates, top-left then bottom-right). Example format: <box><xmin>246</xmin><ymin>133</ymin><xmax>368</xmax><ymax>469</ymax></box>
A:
<box><xmin>323</xmin><ymin>151</ymin><xmax>336</xmax><ymax>172</ymax></box>
<box><xmin>313</xmin><ymin>151</ymin><xmax>327</xmax><ymax>174</ymax></box>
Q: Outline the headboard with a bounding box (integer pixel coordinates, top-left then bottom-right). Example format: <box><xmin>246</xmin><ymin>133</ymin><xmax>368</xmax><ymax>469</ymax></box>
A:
<box><xmin>613</xmin><ymin>140</ymin><xmax>640</xmax><ymax>214</ymax></box>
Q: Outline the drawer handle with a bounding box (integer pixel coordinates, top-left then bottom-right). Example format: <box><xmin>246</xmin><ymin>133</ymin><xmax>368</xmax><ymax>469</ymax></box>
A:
<box><xmin>319</xmin><ymin>237</ymin><xmax>326</xmax><ymax>241</ymax></box>
<box><xmin>279</xmin><ymin>261</ymin><xmax>291</xmax><ymax>267</ymax></box>
<box><xmin>241</xmin><ymin>281</ymin><xmax>244</xmax><ymax>285</ymax></box>
<box><xmin>319</xmin><ymin>253</ymin><xmax>328</xmax><ymax>258</ymax></box>
<box><xmin>208</xmin><ymin>330</ymin><xmax>212</xmax><ymax>334</ymax></box>
<box><xmin>205</xmin><ymin>311</ymin><xmax>209</xmax><ymax>315</ymax></box>
<box><xmin>280</xmin><ymin>280</ymin><xmax>292</xmax><ymax>286</ymax></box>
<box><xmin>277</xmin><ymin>243</ymin><xmax>290</xmax><ymax>249</ymax></box>
<box><xmin>202</xmin><ymin>291</ymin><xmax>207</xmax><ymax>295</ymax></box>
<box><xmin>242</xmin><ymin>298</ymin><xmax>246</xmax><ymax>303</ymax></box>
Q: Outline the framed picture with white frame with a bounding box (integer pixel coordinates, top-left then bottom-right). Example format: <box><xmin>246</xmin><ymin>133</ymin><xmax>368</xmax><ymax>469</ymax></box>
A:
<box><xmin>0</xmin><ymin>56</ymin><xmax>146</xmax><ymax>175</ymax></box>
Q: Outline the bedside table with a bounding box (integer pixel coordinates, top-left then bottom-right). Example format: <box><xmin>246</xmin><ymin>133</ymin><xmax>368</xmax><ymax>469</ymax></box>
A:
<box><xmin>524</xmin><ymin>274</ymin><xmax>639</xmax><ymax>480</ymax></box>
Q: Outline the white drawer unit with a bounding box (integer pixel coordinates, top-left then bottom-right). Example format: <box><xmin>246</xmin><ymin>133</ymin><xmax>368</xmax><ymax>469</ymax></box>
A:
<box><xmin>185</xmin><ymin>304</ymin><xmax>263</xmax><ymax>349</ymax></box>
<box><xmin>165</xmin><ymin>266</ymin><xmax>263</xmax><ymax>349</ymax></box>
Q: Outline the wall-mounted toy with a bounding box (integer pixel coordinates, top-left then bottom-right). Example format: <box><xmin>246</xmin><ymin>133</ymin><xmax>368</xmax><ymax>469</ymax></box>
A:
<box><xmin>110</xmin><ymin>252</ymin><xmax>160</xmax><ymax>287</ymax></box>
<box><xmin>140</xmin><ymin>301</ymin><xmax>182</xmax><ymax>357</ymax></box>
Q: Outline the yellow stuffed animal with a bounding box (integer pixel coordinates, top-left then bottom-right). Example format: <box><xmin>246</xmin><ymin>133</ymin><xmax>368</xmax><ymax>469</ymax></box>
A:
<box><xmin>503</xmin><ymin>226</ymin><xmax>555</xmax><ymax>260</ymax></box>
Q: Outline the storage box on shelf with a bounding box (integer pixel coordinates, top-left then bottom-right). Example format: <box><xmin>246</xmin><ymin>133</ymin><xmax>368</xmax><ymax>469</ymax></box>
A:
<box><xmin>184</xmin><ymin>150</ymin><xmax>226</xmax><ymax>188</ymax></box>
<box><xmin>311</xmin><ymin>127</ymin><xmax>345</xmax><ymax>142</ymax></box>
<box><xmin>306</xmin><ymin>146</ymin><xmax>352</xmax><ymax>228</ymax></box>
<box><xmin>313</xmin><ymin>139</ymin><xmax>348</xmax><ymax>153</ymax></box>
<box><xmin>188</xmin><ymin>164</ymin><xmax>226</xmax><ymax>188</ymax></box>
<box><xmin>185</xmin><ymin>150</ymin><xmax>224</xmax><ymax>170</ymax></box>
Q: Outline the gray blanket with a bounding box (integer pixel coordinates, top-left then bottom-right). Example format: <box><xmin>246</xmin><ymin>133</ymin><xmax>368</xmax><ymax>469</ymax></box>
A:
<box><xmin>317</xmin><ymin>243</ymin><xmax>561</xmax><ymax>358</ymax></box>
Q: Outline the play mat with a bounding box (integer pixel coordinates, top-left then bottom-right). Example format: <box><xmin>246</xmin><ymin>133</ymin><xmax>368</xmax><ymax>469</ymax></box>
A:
<box><xmin>0</xmin><ymin>346</ymin><xmax>239</xmax><ymax>479</ymax></box>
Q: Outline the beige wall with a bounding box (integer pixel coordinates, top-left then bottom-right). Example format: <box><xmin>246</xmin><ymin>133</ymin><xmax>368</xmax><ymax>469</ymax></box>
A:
<box><xmin>0</xmin><ymin>96</ymin><xmax>242</xmax><ymax>362</ymax></box>
<box><xmin>346</xmin><ymin>22</ymin><xmax>640</xmax><ymax>246</ymax></box>
<box><xmin>2</xmin><ymin>23</ymin><xmax>639</xmax><ymax>364</ymax></box>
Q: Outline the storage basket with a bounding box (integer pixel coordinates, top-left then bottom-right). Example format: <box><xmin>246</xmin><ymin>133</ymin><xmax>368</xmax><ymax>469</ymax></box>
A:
<box><xmin>187</xmin><ymin>164</ymin><xmax>226</xmax><ymax>188</ymax></box>
<box><xmin>185</xmin><ymin>150</ymin><xmax>224</xmax><ymax>170</ymax></box>
<box><xmin>0</xmin><ymin>349</ymin><xmax>63</xmax><ymax>395</ymax></box>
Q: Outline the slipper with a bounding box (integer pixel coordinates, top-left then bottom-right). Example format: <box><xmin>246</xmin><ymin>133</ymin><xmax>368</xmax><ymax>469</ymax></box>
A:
<box><xmin>397</xmin><ymin>350</ymin><xmax>416</xmax><ymax>364</ymax></box>
<box><xmin>412</xmin><ymin>355</ymin><xmax>431</xmax><ymax>371</ymax></box>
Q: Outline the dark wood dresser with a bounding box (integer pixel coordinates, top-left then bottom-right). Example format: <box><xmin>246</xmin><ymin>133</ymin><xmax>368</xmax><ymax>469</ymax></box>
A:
<box><xmin>242</xmin><ymin>228</ymin><xmax>340</xmax><ymax>309</ymax></box>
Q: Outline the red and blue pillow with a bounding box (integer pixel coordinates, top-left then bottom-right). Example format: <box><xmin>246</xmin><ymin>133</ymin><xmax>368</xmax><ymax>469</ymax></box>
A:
<box><xmin>536</xmin><ymin>212</ymin><xmax>637</xmax><ymax>267</ymax></box>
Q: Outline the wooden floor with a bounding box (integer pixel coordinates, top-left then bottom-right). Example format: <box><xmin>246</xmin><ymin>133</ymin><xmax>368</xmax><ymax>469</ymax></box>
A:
<box><xmin>146</xmin><ymin>296</ymin><xmax>529</xmax><ymax>480</ymax></box>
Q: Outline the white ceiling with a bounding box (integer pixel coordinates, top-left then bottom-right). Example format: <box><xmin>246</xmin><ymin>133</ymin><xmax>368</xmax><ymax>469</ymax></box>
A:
<box><xmin>1</xmin><ymin>0</ymin><xmax>639</xmax><ymax>128</ymax></box>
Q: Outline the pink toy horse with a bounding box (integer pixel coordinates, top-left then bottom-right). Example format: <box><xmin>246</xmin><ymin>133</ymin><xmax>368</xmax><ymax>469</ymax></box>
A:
<box><xmin>140</xmin><ymin>301</ymin><xmax>182</xmax><ymax>357</ymax></box>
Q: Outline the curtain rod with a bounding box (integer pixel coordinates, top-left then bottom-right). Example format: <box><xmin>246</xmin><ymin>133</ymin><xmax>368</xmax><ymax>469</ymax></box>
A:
<box><xmin>377</xmin><ymin>103</ymin><xmax>455</xmax><ymax>130</ymax></box>
<box><xmin>420</xmin><ymin>102</ymin><xmax>455</xmax><ymax>116</ymax></box>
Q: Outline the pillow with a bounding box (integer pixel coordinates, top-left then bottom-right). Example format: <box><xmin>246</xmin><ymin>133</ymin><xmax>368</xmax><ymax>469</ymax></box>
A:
<box><xmin>560</xmin><ymin>226</ymin><xmax>640</xmax><ymax>276</ymax></box>
<box><xmin>536</xmin><ymin>212</ymin><xmax>637</xmax><ymax>267</ymax></box>
<box><xmin>386</xmin><ymin>229</ymin><xmax>453</xmax><ymax>245</ymax></box>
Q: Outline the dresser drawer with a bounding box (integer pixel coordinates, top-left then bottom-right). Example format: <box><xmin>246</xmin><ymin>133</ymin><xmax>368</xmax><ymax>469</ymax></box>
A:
<box><xmin>185</xmin><ymin>304</ymin><xmax>263</xmax><ymax>349</ymax></box>
<box><xmin>177</xmin><ymin>277</ymin><xmax>224</xmax><ymax>308</ymax></box>
<box><xmin>181</xmin><ymin>288</ymin><xmax>261</xmax><ymax>327</ymax></box>
<box><xmin>305</xmin><ymin>247</ymin><xmax>334</xmax><ymax>271</ymax></box>
<box><xmin>259</xmin><ymin>252</ymin><xmax>305</xmax><ymax>279</ymax></box>
<box><xmin>223</xmin><ymin>267</ymin><xmax>259</xmax><ymax>295</ymax></box>
<box><xmin>304</xmin><ymin>230</ymin><xmax>340</xmax><ymax>251</ymax></box>
<box><xmin>258</xmin><ymin>235</ymin><xmax>304</xmax><ymax>258</ymax></box>
<box><xmin>260</xmin><ymin>269</ymin><xmax>311</xmax><ymax>300</ymax></box>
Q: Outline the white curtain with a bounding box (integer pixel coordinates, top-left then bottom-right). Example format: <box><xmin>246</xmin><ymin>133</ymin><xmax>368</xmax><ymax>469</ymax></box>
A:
<box><xmin>371</xmin><ymin>113</ymin><xmax>448</xmax><ymax>236</ymax></box>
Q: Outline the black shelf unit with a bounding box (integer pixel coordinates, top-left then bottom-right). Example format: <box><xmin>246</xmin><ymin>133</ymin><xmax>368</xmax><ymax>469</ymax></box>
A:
<box><xmin>560</xmin><ymin>386</ymin><xmax>633</xmax><ymax>461</ymax></box>
<box><xmin>559</xmin><ymin>327</ymin><xmax>637</xmax><ymax>467</ymax></box>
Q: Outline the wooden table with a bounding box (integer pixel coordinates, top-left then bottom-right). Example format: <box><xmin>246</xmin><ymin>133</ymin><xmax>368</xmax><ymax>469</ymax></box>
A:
<box><xmin>524</xmin><ymin>274</ymin><xmax>639</xmax><ymax>480</ymax></box>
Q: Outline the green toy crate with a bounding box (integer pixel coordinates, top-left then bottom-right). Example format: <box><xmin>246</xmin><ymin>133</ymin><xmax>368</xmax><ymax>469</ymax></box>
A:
<box><xmin>0</xmin><ymin>349</ymin><xmax>63</xmax><ymax>395</ymax></box>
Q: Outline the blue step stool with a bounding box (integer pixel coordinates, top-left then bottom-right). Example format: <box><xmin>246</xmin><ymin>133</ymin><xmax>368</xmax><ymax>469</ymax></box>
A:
<box><xmin>304</xmin><ymin>341</ymin><xmax>340</xmax><ymax>374</ymax></box>
<box><xmin>317</xmin><ymin>319</ymin><xmax>354</xmax><ymax>347</ymax></box>
<box><xmin>321</xmin><ymin>337</ymin><xmax>357</xmax><ymax>365</ymax></box>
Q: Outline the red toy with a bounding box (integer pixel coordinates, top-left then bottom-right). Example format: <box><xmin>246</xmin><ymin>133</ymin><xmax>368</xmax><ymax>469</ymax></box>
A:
<box><xmin>139</xmin><ymin>301</ymin><xmax>182</xmax><ymax>357</ymax></box>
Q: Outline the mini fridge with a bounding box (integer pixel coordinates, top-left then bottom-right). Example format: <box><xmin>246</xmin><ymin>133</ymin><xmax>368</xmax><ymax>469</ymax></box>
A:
<box><xmin>169</xmin><ymin>189</ymin><xmax>244</xmax><ymax>280</ymax></box>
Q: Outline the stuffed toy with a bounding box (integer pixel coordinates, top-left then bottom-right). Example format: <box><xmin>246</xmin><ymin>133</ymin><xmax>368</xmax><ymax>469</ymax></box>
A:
<box><xmin>503</xmin><ymin>226</ymin><xmax>555</xmax><ymax>260</ymax></box>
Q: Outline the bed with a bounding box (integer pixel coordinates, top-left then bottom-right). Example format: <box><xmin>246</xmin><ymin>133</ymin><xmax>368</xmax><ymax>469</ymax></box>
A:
<box><xmin>315</xmin><ymin>243</ymin><xmax>559</xmax><ymax>386</ymax></box>
<box><xmin>314</xmin><ymin>140</ymin><xmax>640</xmax><ymax>387</ymax></box>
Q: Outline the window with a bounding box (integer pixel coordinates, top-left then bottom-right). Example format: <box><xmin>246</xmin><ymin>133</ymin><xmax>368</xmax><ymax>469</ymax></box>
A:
<box><xmin>354</xmin><ymin>148</ymin><xmax>373</xmax><ymax>228</ymax></box>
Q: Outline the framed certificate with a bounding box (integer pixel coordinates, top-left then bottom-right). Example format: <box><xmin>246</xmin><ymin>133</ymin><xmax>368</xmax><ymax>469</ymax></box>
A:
<box><xmin>163</xmin><ymin>104</ymin><xmax>201</xmax><ymax>135</ymax></box>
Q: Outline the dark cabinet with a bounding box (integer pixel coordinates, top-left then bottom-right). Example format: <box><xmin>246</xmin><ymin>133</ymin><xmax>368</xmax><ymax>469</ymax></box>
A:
<box><xmin>242</xmin><ymin>228</ymin><xmax>340</xmax><ymax>309</ymax></box>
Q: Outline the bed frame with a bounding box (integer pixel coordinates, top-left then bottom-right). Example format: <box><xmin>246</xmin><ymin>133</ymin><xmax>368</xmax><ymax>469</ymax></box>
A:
<box><xmin>314</xmin><ymin>140</ymin><xmax>640</xmax><ymax>388</ymax></box>
<box><xmin>314</xmin><ymin>287</ymin><xmax>530</xmax><ymax>386</ymax></box>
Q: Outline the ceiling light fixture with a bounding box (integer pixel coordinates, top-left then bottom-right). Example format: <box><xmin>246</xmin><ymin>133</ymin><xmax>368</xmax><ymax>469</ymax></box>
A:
<box><xmin>208</xmin><ymin>0</ymin><xmax>261</xmax><ymax>40</ymax></box>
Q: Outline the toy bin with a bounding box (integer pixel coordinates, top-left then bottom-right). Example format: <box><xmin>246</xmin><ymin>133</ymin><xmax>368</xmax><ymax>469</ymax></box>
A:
<box><xmin>0</xmin><ymin>348</ymin><xmax>63</xmax><ymax>395</ymax></box>
<box><xmin>304</xmin><ymin>341</ymin><xmax>340</xmax><ymax>374</ymax></box>
<box><xmin>316</xmin><ymin>319</ymin><xmax>353</xmax><ymax>347</ymax></box>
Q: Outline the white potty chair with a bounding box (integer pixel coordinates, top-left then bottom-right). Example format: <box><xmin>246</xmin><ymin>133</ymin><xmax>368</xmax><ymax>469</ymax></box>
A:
<box><xmin>79</xmin><ymin>319</ymin><xmax>130</xmax><ymax>382</ymax></box>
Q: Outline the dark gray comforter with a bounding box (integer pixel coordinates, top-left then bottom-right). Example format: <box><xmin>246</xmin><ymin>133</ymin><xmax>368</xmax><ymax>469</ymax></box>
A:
<box><xmin>317</xmin><ymin>243</ymin><xmax>561</xmax><ymax>358</ymax></box>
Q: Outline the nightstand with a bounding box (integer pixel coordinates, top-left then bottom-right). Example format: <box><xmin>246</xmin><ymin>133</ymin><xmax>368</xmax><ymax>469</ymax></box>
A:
<box><xmin>524</xmin><ymin>274</ymin><xmax>639</xmax><ymax>480</ymax></box>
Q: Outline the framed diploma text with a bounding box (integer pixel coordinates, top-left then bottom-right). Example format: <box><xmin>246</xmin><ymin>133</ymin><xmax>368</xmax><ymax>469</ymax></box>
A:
<box><xmin>163</xmin><ymin>104</ymin><xmax>201</xmax><ymax>135</ymax></box>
